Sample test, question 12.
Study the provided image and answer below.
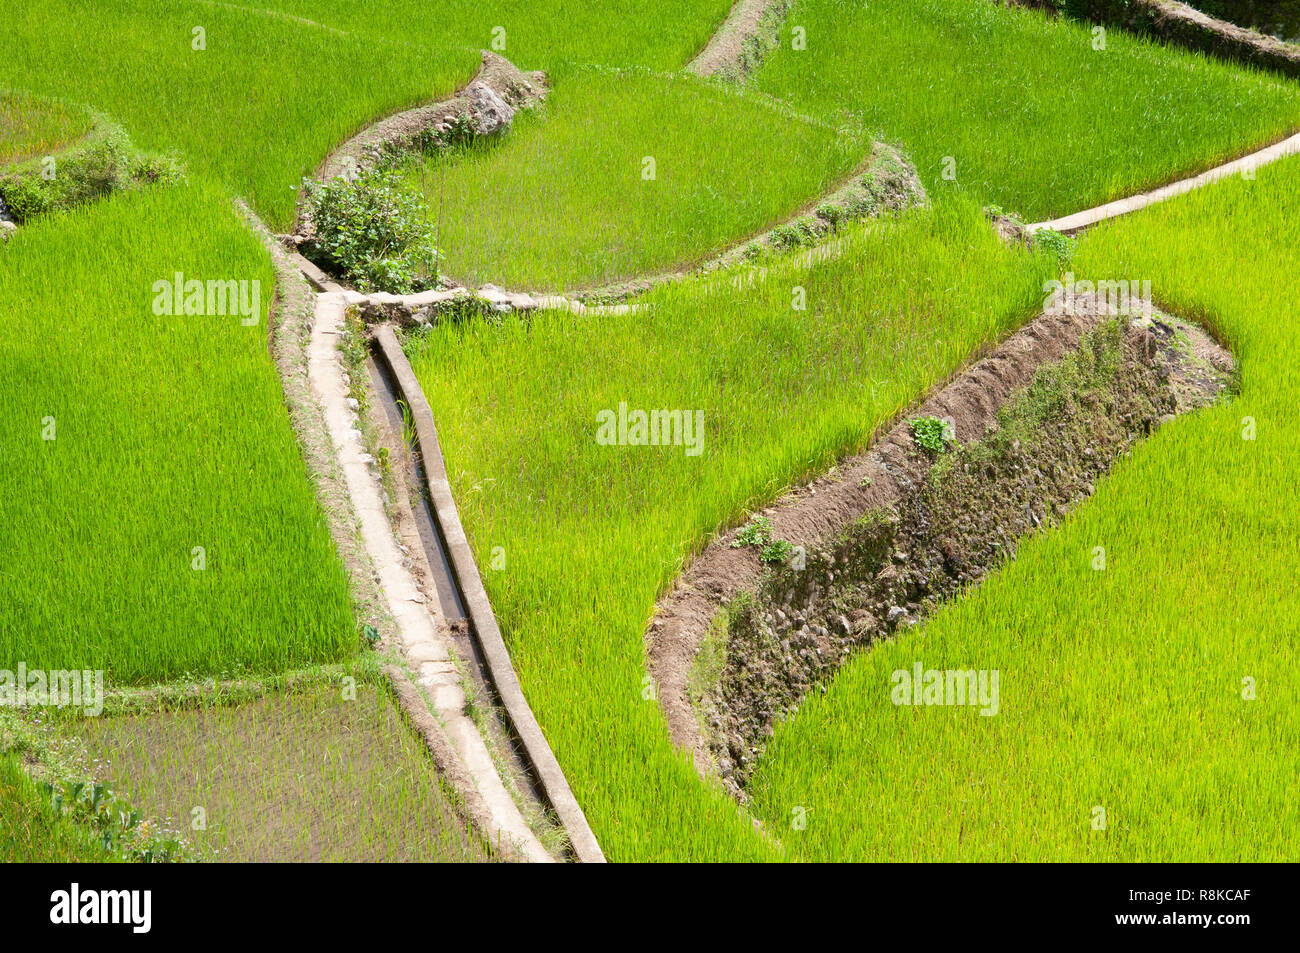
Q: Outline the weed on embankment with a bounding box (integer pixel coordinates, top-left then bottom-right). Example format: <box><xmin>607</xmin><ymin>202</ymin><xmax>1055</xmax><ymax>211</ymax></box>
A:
<box><xmin>748</xmin><ymin>154</ymin><xmax>1300</xmax><ymax>862</ymax></box>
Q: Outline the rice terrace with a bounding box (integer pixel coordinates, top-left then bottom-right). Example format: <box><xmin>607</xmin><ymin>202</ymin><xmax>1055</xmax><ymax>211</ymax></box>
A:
<box><xmin>0</xmin><ymin>0</ymin><xmax>1296</xmax><ymax>912</ymax></box>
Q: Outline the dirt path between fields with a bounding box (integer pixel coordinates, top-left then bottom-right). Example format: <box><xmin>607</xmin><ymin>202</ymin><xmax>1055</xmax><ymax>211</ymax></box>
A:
<box><xmin>687</xmin><ymin>0</ymin><xmax>790</xmax><ymax>80</ymax></box>
<box><xmin>647</xmin><ymin>295</ymin><xmax>1235</xmax><ymax>792</ymax></box>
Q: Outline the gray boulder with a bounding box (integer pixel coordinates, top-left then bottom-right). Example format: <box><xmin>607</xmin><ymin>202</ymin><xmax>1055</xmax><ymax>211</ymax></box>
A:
<box><xmin>465</xmin><ymin>81</ymin><xmax>514</xmax><ymax>136</ymax></box>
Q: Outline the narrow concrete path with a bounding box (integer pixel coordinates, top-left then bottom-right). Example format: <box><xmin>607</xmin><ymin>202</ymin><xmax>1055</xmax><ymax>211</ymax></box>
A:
<box><xmin>309</xmin><ymin>290</ymin><xmax>552</xmax><ymax>863</ymax></box>
<box><xmin>1029</xmin><ymin>131</ymin><xmax>1300</xmax><ymax>234</ymax></box>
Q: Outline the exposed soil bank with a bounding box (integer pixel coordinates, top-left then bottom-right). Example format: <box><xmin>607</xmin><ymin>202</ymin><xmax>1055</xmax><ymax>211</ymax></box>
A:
<box><xmin>647</xmin><ymin>295</ymin><xmax>1234</xmax><ymax>796</ymax></box>
<box><xmin>687</xmin><ymin>0</ymin><xmax>792</xmax><ymax>81</ymax></box>
<box><xmin>314</xmin><ymin>51</ymin><xmax>546</xmax><ymax>185</ymax></box>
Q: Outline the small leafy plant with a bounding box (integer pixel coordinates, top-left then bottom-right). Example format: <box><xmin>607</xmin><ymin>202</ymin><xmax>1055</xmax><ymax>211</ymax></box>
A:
<box><xmin>911</xmin><ymin>415</ymin><xmax>955</xmax><ymax>453</ymax></box>
<box><xmin>731</xmin><ymin>515</ymin><xmax>794</xmax><ymax>565</ymax></box>
<box><xmin>761</xmin><ymin>538</ymin><xmax>794</xmax><ymax>565</ymax></box>
<box><xmin>733</xmin><ymin>514</ymin><xmax>774</xmax><ymax>549</ymax></box>
<box><xmin>1033</xmin><ymin>226</ymin><xmax>1075</xmax><ymax>264</ymax></box>
<box><xmin>301</xmin><ymin>167</ymin><xmax>440</xmax><ymax>294</ymax></box>
<box><xmin>38</xmin><ymin>778</ymin><xmax>189</xmax><ymax>862</ymax></box>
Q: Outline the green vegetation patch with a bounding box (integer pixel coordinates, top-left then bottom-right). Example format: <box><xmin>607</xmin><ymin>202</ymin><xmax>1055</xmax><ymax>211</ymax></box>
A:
<box><xmin>402</xmin><ymin>66</ymin><xmax>868</xmax><ymax>290</ymax></box>
<box><xmin>301</xmin><ymin>165</ymin><xmax>441</xmax><ymax>293</ymax></box>
<box><xmin>0</xmin><ymin>116</ymin><xmax>182</xmax><ymax>224</ymax></box>
<box><xmin>253</xmin><ymin>0</ymin><xmax>735</xmax><ymax>71</ymax></box>
<box><xmin>0</xmin><ymin>756</ymin><xmax>125</xmax><ymax>862</ymax></box>
<box><xmin>0</xmin><ymin>0</ymin><xmax>479</xmax><ymax>227</ymax></box>
<box><xmin>401</xmin><ymin>197</ymin><xmax>1058</xmax><ymax>859</ymax></box>
<box><xmin>747</xmin><ymin>154</ymin><xmax>1300</xmax><ymax>861</ymax></box>
<box><xmin>0</xmin><ymin>182</ymin><xmax>354</xmax><ymax>681</ymax></box>
<box><xmin>756</xmin><ymin>0</ymin><xmax>1300</xmax><ymax>220</ymax></box>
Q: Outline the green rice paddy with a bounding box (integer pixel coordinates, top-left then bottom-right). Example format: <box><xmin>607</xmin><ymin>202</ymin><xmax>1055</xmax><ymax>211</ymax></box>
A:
<box><xmin>749</xmin><ymin>153</ymin><xmax>1300</xmax><ymax>861</ymax></box>
<box><xmin>2</xmin><ymin>0</ymin><xmax>1296</xmax><ymax>864</ymax></box>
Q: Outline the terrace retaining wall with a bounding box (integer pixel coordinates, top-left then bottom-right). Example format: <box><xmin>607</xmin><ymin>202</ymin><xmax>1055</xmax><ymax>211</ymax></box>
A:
<box><xmin>372</xmin><ymin>327</ymin><xmax>607</xmax><ymax>864</ymax></box>
<box><xmin>1011</xmin><ymin>0</ymin><xmax>1300</xmax><ymax>78</ymax></box>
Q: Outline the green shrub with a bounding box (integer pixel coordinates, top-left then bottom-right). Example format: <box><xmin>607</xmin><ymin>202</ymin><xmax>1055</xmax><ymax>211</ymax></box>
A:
<box><xmin>1033</xmin><ymin>226</ymin><xmax>1075</xmax><ymax>264</ymax></box>
<box><xmin>732</xmin><ymin>514</ymin><xmax>795</xmax><ymax>565</ymax></box>
<box><xmin>0</xmin><ymin>125</ymin><xmax>182</xmax><ymax>223</ymax></box>
<box><xmin>301</xmin><ymin>167</ymin><xmax>440</xmax><ymax>294</ymax></box>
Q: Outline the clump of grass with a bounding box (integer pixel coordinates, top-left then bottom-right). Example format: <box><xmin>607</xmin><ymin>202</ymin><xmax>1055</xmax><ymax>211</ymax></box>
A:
<box><xmin>0</xmin><ymin>119</ymin><xmax>182</xmax><ymax>223</ymax></box>
<box><xmin>0</xmin><ymin>707</ymin><xmax>191</xmax><ymax>861</ymax></box>
<box><xmin>0</xmin><ymin>756</ymin><xmax>121</xmax><ymax>862</ymax></box>
<box><xmin>1033</xmin><ymin>226</ymin><xmax>1075</xmax><ymax>264</ymax></box>
<box><xmin>689</xmin><ymin>607</ymin><xmax>732</xmax><ymax>710</ymax></box>
<box><xmin>34</xmin><ymin>778</ymin><xmax>191</xmax><ymax>862</ymax></box>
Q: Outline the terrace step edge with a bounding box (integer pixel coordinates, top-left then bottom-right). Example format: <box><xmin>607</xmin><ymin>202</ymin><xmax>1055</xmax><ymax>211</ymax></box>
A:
<box><xmin>244</xmin><ymin>200</ymin><xmax>552</xmax><ymax>863</ymax></box>
<box><xmin>687</xmin><ymin>0</ymin><xmax>793</xmax><ymax>81</ymax></box>
<box><xmin>371</xmin><ymin>325</ymin><xmax>608</xmax><ymax>864</ymax></box>
<box><xmin>1027</xmin><ymin>130</ymin><xmax>1300</xmax><ymax>235</ymax></box>
<box><xmin>648</xmin><ymin>293</ymin><xmax>1236</xmax><ymax>794</ymax></box>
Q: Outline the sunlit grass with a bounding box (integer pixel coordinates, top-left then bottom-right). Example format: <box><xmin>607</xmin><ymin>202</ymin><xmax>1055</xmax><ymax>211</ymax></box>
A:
<box><xmin>402</xmin><ymin>197</ymin><xmax>1058</xmax><ymax>859</ymax></box>
<box><xmin>0</xmin><ymin>755</ymin><xmax>120</xmax><ymax>862</ymax></box>
<box><xmin>405</xmin><ymin>66</ymin><xmax>867</xmax><ymax>290</ymax></box>
<box><xmin>748</xmin><ymin>154</ymin><xmax>1300</xmax><ymax>861</ymax></box>
<box><xmin>0</xmin><ymin>0</ymin><xmax>478</xmax><ymax>227</ymax></box>
<box><xmin>252</xmin><ymin>0</ymin><xmax>734</xmax><ymax>71</ymax></box>
<box><xmin>0</xmin><ymin>182</ymin><xmax>354</xmax><ymax>681</ymax></box>
<box><xmin>756</xmin><ymin>0</ymin><xmax>1300</xmax><ymax>220</ymax></box>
